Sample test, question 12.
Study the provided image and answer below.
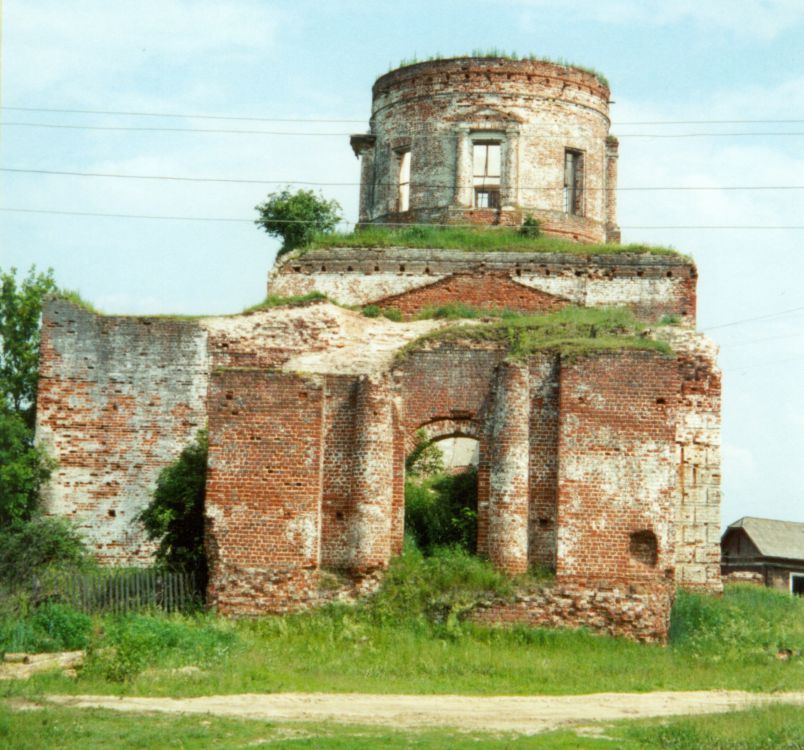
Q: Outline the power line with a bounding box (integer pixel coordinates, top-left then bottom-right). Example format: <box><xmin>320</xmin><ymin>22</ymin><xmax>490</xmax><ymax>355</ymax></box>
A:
<box><xmin>4</xmin><ymin>167</ymin><xmax>804</xmax><ymax>193</ymax></box>
<box><xmin>705</xmin><ymin>305</ymin><xmax>804</xmax><ymax>331</ymax></box>
<box><xmin>1</xmin><ymin>105</ymin><xmax>366</xmax><ymax>124</ymax></box>
<box><xmin>4</xmin><ymin>105</ymin><xmax>804</xmax><ymax>127</ymax></box>
<box><xmin>616</xmin><ymin>119</ymin><xmax>804</xmax><ymax>125</ymax></box>
<box><xmin>4</xmin><ymin>206</ymin><xmax>804</xmax><ymax>230</ymax></box>
<box><xmin>4</xmin><ymin>121</ymin><xmax>804</xmax><ymax>139</ymax></box>
<box><xmin>1</xmin><ymin>122</ymin><xmax>351</xmax><ymax>136</ymax></box>
<box><xmin>719</xmin><ymin>331</ymin><xmax>804</xmax><ymax>348</ymax></box>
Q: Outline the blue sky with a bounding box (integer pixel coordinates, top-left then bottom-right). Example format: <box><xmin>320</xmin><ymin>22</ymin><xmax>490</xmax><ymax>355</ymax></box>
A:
<box><xmin>2</xmin><ymin>0</ymin><xmax>803</xmax><ymax>526</ymax></box>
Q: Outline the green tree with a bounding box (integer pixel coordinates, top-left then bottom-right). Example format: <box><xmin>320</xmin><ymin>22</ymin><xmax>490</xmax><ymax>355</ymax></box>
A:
<box><xmin>0</xmin><ymin>266</ymin><xmax>57</xmax><ymax>429</ymax></box>
<box><xmin>255</xmin><ymin>188</ymin><xmax>342</xmax><ymax>256</ymax></box>
<box><xmin>138</xmin><ymin>430</ymin><xmax>208</xmax><ymax>583</ymax></box>
<box><xmin>0</xmin><ymin>407</ymin><xmax>54</xmax><ymax>526</ymax></box>
<box><xmin>0</xmin><ymin>267</ymin><xmax>57</xmax><ymax>527</ymax></box>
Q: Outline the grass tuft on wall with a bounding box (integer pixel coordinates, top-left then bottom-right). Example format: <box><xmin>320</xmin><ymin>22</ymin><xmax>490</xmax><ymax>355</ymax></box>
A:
<box><xmin>304</xmin><ymin>226</ymin><xmax>681</xmax><ymax>257</ymax></box>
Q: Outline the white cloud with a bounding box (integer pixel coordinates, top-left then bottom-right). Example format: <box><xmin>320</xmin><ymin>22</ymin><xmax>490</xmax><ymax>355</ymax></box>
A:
<box><xmin>513</xmin><ymin>0</ymin><xmax>804</xmax><ymax>39</ymax></box>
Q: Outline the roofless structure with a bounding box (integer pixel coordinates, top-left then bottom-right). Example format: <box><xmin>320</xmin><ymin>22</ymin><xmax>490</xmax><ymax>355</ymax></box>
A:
<box><xmin>36</xmin><ymin>57</ymin><xmax>722</xmax><ymax>641</ymax></box>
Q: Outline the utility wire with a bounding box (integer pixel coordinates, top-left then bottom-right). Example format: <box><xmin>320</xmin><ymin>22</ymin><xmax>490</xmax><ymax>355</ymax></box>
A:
<box><xmin>3</xmin><ymin>206</ymin><xmax>804</xmax><ymax>231</ymax></box>
<box><xmin>705</xmin><ymin>305</ymin><xmax>804</xmax><ymax>331</ymax></box>
<box><xmin>0</xmin><ymin>106</ymin><xmax>365</xmax><ymax>124</ymax></box>
<box><xmin>4</xmin><ymin>121</ymin><xmax>804</xmax><ymax>139</ymax></box>
<box><xmin>4</xmin><ymin>105</ymin><xmax>804</xmax><ymax>127</ymax></box>
<box><xmin>719</xmin><ymin>331</ymin><xmax>804</xmax><ymax>348</ymax></box>
<box><xmin>4</xmin><ymin>166</ymin><xmax>804</xmax><ymax>192</ymax></box>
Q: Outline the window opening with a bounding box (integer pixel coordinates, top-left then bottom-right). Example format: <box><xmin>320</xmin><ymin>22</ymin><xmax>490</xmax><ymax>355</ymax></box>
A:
<box><xmin>398</xmin><ymin>149</ymin><xmax>411</xmax><ymax>212</ymax></box>
<box><xmin>791</xmin><ymin>573</ymin><xmax>804</xmax><ymax>596</ymax></box>
<box><xmin>473</xmin><ymin>141</ymin><xmax>501</xmax><ymax>209</ymax></box>
<box><xmin>629</xmin><ymin>530</ymin><xmax>658</xmax><ymax>566</ymax></box>
<box><xmin>564</xmin><ymin>149</ymin><xmax>584</xmax><ymax>215</ymax></box>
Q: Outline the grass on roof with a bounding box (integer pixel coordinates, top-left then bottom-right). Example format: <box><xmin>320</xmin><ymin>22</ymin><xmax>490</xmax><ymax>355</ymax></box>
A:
<box><xmin>303</xmin><ymin>226</ymin><xmax>682</xmax><ymax>257</ymax></box>
<box><xmin>397</xmin><ymin>305</ymin><xmax>672</xmax><ymax>361</ymax></box>
<box><xmin>241</xmin><ymin>292</ymin><xmax>329</xmax><ymax>313</ymax></box>
<box><xmin>390</xmin><ymin>52</ymin><xmax>610</xmax><ymax>88</ymax></box>
<box><xmin>55</xmin><ymin>290</ymin><xmax>101</xmax><ymax>315</ymax></box>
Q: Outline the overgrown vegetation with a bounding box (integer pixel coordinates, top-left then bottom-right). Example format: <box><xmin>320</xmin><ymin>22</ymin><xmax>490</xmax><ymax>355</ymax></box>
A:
<box><xmin>391</xmin><ymin>51</ymin><xmax>610</xmax><ymax>88</ymax></box>
<box><xmin>400</xmin><ymin>306</ymin><xmax>672</xmax><ymax>361</ymax></box>
<box><xmin>0</xmin><ymin>517</ymin><xmax>91</xmax><ymax>586</ymax></box>
<box><xmin>404</xmin><ymin>430</ymin><xmax>478</xmax><ymax>555</ymax></box>
<box><xmin>368</xmin><ymin>544</ymin><xmax>510</xmax><ymax>631</ymax></box>
<box><xmin>2</xmin><ymin>581</ymin><xmax>802</xmax><ymax>699</ymax></box>
<box><xmin>0</xmin><ymin>602</ymin><xmax>92</xmax><ymax>654</ymax></box>
<box><xmin>0</xmin><ymin>267</ymin><xmax>58</xmax><ymax>527</ymax></box>
<box><xmin>83</xmin><ymin>612</ymin><xmax>237</xmax><ymax>683</ymax></box>
<box><xmin>255</xmin><ymin>188</ymin><xmax>342</xmax><ymax>256</ymax></box>
<box><xmin>670</xmin><ymin>584</ymin><xmax>804</xmax><ymax>660</ymax></box>
<box><xmin>138</xmin><ymin>430</ymin><xmax>208</xmax><ymax>588</ymax></box>
<box><xmin>241</xmin><ymin>291</ymin><xmax>329</xmax><ymax>313</ymax></box>
<box><xmin>302</xmin><ymin>225</ymin><xmax>680</xmax><ymax>256</ymax></box>
<box><xmin>361</xmin><ymin>304</ymin><xmax>403</xmax><ymax>321</ymax></box>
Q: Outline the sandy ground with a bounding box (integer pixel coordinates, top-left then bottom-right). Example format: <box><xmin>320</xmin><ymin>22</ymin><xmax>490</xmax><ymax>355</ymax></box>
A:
<box><xmin>36</xmin><ymin>690</ymin><xmax>804</xmax><ymax>734</ymax></box>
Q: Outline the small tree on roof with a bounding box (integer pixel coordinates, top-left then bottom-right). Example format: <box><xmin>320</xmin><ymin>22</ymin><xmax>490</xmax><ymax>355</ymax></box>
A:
<box><xmin>255</xmin><ymin>188</ymin><xmax>342</xmax><ymax>256</ymax></box>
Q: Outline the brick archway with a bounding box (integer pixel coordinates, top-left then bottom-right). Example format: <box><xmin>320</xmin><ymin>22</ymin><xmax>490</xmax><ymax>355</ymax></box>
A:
<box><xmin>405</xmin><ymin>417</ymin><xmax>482</xmax><ymax>455</ymax></box>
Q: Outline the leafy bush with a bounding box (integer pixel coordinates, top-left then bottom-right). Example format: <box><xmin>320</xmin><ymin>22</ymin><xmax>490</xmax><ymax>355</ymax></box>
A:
<box><xmin>138</xmin><ymin>430</ymin><xmax>207</xmax><ymax>585</ymax></box>
<box><xmin>255</xmin><ymin>188</ymin><xmax>342</xmax><ymax>256</ymax></box>
<box><xmin>0</xmin><ymin>516</ymin><xmax>90</xmax><ymax>585</ymax></box>
<box><xmin>0</xmin><ymin>409</ymin><xmax>55</xmax><ymax>526</ymax></box>
<box><xmin>362</xmin><ymin>304</ymin><xmax>381</xmax><ymax>318</ymax></box>
<box><xmin>519</xmin><ymin>213</ymin><xmax>541</xmax><ymax>238</ymax></box>
<box><xmin>0</xmin><ymin>603</ymin><xmax>91</xmax><ymax>654</ymax></box>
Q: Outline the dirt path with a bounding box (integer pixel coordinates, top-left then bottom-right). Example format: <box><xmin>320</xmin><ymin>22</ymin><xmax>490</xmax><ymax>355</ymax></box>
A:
<box><xmin>39</xmin><ymin>690</ymin><xmax>804</xmax><ymax>734</ymax></box>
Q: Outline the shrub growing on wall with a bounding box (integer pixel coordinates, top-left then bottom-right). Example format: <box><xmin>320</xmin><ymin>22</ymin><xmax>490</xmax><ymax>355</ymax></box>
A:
<box><xmin>255</xmin><ymin>188</ymin><xmax>342</xmax><ymax>256</ymax></box>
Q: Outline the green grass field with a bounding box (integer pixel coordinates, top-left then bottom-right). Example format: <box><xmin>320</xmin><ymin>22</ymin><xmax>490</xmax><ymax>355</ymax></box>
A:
<box><xmin>1</xmin><ymin>573</ymin><xmax>802</xmax><ymax>700</ymax></box>
<box><xmin>1</xmin><ymin>703</ymin><xmax>802</xmax><ymax>750</ymax></box>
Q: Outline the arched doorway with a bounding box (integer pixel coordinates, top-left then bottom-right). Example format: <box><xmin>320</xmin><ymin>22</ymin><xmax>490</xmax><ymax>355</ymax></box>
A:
<box><xmin>404</xmin><ymin>422</ymin><xmax>480</xmax><ymax>555</ymax></box>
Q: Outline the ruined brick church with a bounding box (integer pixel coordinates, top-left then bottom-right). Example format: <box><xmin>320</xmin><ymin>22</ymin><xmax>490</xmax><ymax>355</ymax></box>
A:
<box><xmin>36</xmin><ymin>58</ymin><xmax>721</xmax><ymax>641</ymax></box>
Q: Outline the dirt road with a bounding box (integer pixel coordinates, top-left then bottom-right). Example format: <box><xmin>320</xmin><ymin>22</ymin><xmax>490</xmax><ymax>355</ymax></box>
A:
<box><xmin>42</xmin><ymin>690</ymin><xmax>804</xmax><ymax>734</ymax></box>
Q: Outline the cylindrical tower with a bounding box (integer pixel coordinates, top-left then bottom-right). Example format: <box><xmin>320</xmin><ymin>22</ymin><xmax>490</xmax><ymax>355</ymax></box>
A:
<box><xmin>350</xmin><ymin>56</ymin><xmax>619</xmax><ymax>243</ymax></box>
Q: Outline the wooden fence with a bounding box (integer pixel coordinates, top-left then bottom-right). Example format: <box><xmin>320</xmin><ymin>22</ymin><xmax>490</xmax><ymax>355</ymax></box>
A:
<box><xmin>6</xmin><ymin>568</ymin><xmax>203</xmax><ymax>614</ymax></box>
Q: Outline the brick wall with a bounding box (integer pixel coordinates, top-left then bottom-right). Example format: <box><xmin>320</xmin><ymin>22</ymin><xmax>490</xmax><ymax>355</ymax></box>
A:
<box><xmin>205</xmin><ymin>369</ymin><xmax>324</xmax><ymax>614</ymax></box>
<box><xmin>357</xmin><ymin>57</ymin><xmax>616</xmax><ymax>242</ymax></box>
<box><xmin>669</xmin><ymin>330</ymin><xmax>722</xmax><ymax>591</ymax></box>
<box><xmin>556</xmin><ymin>351</ymin><xmax>681</xmax><ymax>586</ymax></box>
<box><xmin>528</xmin><ymin>356</ymin><xmax>561</xmax><ymax>569</ymax></box>
<box><xmin>270</xmin><ymin>248</ymin><xmax>697</xmax><ymax>323</ymax></box>
<box><xmin>36</xmin><ymin>300</ymin><xmax>208</xmax><ymax>564</ymax></box>
<box><xmin>37</xmin><ymin>293</ymin><xmax>721</xmax><ymax>632</ymax></box>
<box><xmin>471</xmin><ymin>583</ymin><xmax>674</xmax><ymax>643</ymax></box>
